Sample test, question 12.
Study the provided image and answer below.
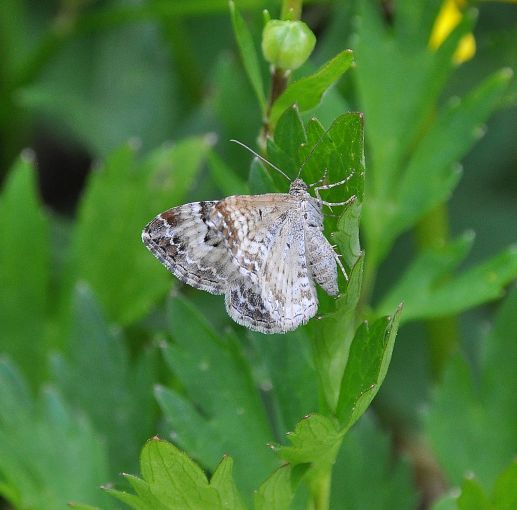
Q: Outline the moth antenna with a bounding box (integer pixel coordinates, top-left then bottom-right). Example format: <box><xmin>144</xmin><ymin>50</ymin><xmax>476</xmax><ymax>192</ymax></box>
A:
<box><xmin>230</xmin><ymin>139</ymin><xmax>291</xmax><ymax>182</ymax></box>
<box><xmin>296</xmin><ymin>121</ymin><xmax>334</xmax><ymax>179</ymax></box>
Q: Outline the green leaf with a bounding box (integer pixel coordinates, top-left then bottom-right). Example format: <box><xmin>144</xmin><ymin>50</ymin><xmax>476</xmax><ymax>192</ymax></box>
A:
<box><xmin>249</xmin><ymin>328</ymin><xmax>318</xmax><ymax>433</ymax></box>
<box><xmin>430</xmin><ymin>495</ymin><xmax>458</xmax><ymax>510</ymax></box>
<box><xmin>436</xmin><ymin>461</ymin><xmax>517</xmax><ymax>510</ymax></box>
<box><xmin>0</xmin><ymin>359</ymin><xmax>112</xmax><ymax>509</ymax></box>
<box><xmin>69</xmin><ymin>504</ymin><xmax>102</xmax><ymax>510</ymax></box>
<box><xmin>208</xmin><ymin>150</ymin><xmax>249</xmax><ymax>196</ymax></box>
<box><xmin>332</xmin><ymin>200</ymin><xmax>362</xmax><ymax>270</ymax></box>
<box><xmin>277</xmin><ymin>415</ymin><xmax>343</xmax><ymax>475</ymax></box>
<box><xmin>310</xmin><ymin>255</ymin><xmax>364</xmax><ymax>412</ymax></box>
<box><xmin>107</xmin><ymin>438</ymin><xmax>224</xmax><ymax>509</ymax></box>
<box><xmin>356</xmin><ymin>0</ymin><xmax>494</xmax><ymax>267</ymax></box>
<box><xmin>331</xmin><ymin>416</ymin><xmax>417</xmax><ymax>510</ymax></box>
<box><xmin>159</xmin><ymin>296</ymin><xmax>277</xmax><ymax>495</ymax></box>
<box><xmin>248</xmin><ymin>157</ymin><xmax>279</xmax><ymax>195</ymax></box>
<box><xmin>229</xmin><ymin>1</ymin><xmax>266</xmax><ymax>112</ymax></box>
<box><xmin>356</xmin><ymin>0</ymin><xmax>474</xmax><ymax>200</ymax></box>
<box><xmin>51</xmin><ymin>284</ymin><xmax>157</xmax><ymax>473</ymax></box>
<box><xmin>269</xmin><ymin>50</ymin><xmax>354</xmax><ymax>129</ymax></box>
<box><xmin>426</xmin><ymin>288</ymin><xmax>517</xmax><ymax>488</ymax></box>
<box><xmin>254</xmin><ymin>465</ymin><xmax>293</xmax><ymax>510</ymax></box>
<box><xmin>377</xmin><ymin>234</ymin><xmax>517</xmax><ymax>322</ymax></box>
<box><xmin>211</xmin><ymin>457</ymin><xmax>246</xmax><ymax>510</ymax></box>
<box><xmin>141</xmin><ymin>439</ymin><xmax>219</xmax><ymax>505</ymax></box>
<box><xmin>457</xmin><ymin>478</ymin><xmax>490</xmax><ymax>510</ymax></box>
<box><xmin>0</xmin><ymin>154</ymin><xmax>49</xmax><ymax>385</ymax></box>
<box><xmin>390</xmin><ymin>68</ymin><xmax>513</xmax><ymax>245</ymax></box>
<box><xmin>154</xmin><ymin>385</ymin><xmax>225</xmax><ymax>468</ymax></box>
<box><xmin>337</xmin><ymin>305</ymin><xmax>402</xmax><ymax>428</ymax></box>
<box><xmin>272</xmin><ymin>104</ymin><xmax>307</xmax><ymax>178</ymax></box>
<box><xmin>492</xmin><ymin>461</ymin><xmax>517</xmax><ymax>510</ymax></box>
<box><xmin>67</xmin><ymin>137</ymin><xmax>211</xmax><ymax>325</ymax></box>
<box><xmin>376</xmin><ymin>231</ymin><xmax>475</xmax><ymax>319</ymax></box>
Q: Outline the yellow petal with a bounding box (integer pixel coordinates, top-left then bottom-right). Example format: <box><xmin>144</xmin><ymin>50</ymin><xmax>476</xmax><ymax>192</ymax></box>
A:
<box><xmin>453</xmin><ymin>32</ymin><xmax>476</xmax><ymax>64</ymax></box>
<box><xmin>429</xmin><ymin>0</ymin><xmax>476</xmax><ymax>64</ymax></box>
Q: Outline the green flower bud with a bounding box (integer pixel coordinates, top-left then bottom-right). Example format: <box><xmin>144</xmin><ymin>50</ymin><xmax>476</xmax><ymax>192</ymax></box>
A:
<box><xmin>262</xmin><ymin>19</ymin><xmax>316</xmax><ymax>71</ymax></box>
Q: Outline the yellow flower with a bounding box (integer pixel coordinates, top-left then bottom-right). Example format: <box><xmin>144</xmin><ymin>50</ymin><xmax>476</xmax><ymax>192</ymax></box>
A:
<box><xmin>429</xmin><ymin>0</ymin><xmax>476</xmax><ymax>64</ymax></box>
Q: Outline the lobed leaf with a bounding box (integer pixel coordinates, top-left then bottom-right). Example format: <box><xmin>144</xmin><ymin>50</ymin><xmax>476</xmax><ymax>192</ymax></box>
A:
<box><xmin>269</xmin><ymin>50</ymin><xmax>354</xmax><ymax>129</ymax></box>
<box><xmin>106</xmin><ymin>438</ymin><xmax>246</xmax><ymax>510</ymax></box>
<box><xmin>457</xmin><ymin>478</ymin><xmax>490</xmax><ymax>510</ymax></box>
<box><xmin>377</xmin><ymin>234</ymin><xmax>517</xmax><ymax>322</ymax></box>
<box><xmin>0</xmin><ymin>360</ymin><xmax>112</xmax><ymax>509</ymax></box>
<box><xmin>208</xmin><ymin>150</ymin><xmax>249</xmax><ymax>196</ymax></box>
<box><xmin>331</xmin><ymin>416</ymin><xmax>417</xmax><ymax>510</ymax></box>
<box><xmin>426</xmin><ymin>288</ymin><xmax>517</xmax><ymax>488</ymax></box>
<box><xmin>154</xmin><ymin>385</ymin><xmax>225</xmax><ymax>468</ymax></box>
<box><xmin>254</xmin><ymin>465</ymin><xmax>293</xmax><ymax>510</ymax></box>
<box><xmin>376</xmin><ymin>231</ymin><xmax>475</xmax><ymax>319</ymax></box>
<box><xmin>248</xmin><ymin>158</ymin><xmax>280</xmax><ymax>195</ymax></box>
<box><xmin>211</xmin><ymin>457</ymin><xmax>247</xmax><ymax>510</ymax></box>
<box><xmin>430</xmin><ymin>461</ymin><xmax>517</xmax><ymax>510</ymax></box>
<box><xmin>310</xmin><ymin>255</ymin><xmax>364</xmax><ymax>412</ymax></box>
<box><xmin>337</xmin><ymin>305</ymin><xmax>402</xmax><ymax>429</ymax></box>
<box><xmin>249</xmin><ymin>327</ymin><xmax>318</xmax><ymax>434</ymax></box>
<box><xmin>389</xmin><ymin>68</ymin><xmax>513</xmax><ymax>247</ymax></box>
<box><xmin>159</xmin><ymin>296</ymin><xmax>277</xmax><ymax>495</ymax></box>
<box><xmin>51</xmin><ymin>284</ymin><xmax>157</xmax><ymax>473</ymax></box>
<box><xmin>67</xmin><ymin>136</ymin><xmax>211</xmax><ymax>325</ymax></box>
<box><xmin>332</xmin><ymin>200</ymin><xmax>362</xmax><ymax>270</ymax></box>
<box><xmin>277</xmin><ymin>415</ymin><xmax>343</xmax><ymax>475</ymax></box>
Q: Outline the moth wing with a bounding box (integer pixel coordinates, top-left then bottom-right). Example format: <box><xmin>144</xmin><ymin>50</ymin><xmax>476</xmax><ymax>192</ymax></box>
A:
<box><xmin>225</xmin><ymin>215</ymin><xmax>318</xmax><ymax>334</ymax></box>
<box><xmin>260</xmin><ymin>216</ymin><xmax>318</xmax><ymax>330</ymax></box>
<box><xmin>142</xmin><ymin>201</ymin><xmax>239</xmax><ymax>294</ymax></box>
<box><xmin>211</xmin><ymin>194</ymin><xmax>294</xmax><ymax>281</ymax></box>
<box><xmin>225</xmin><ymin>277</ymin><xmax>281</xmax><ymax>334</ymax></box>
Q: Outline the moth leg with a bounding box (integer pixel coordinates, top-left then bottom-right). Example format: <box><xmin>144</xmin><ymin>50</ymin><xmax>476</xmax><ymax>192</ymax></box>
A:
<box><xmin>313</xmin><ymin>170</ymin><xmax>355</xmax><ymax>193</ymax></box>
<box><xmin>317</xmin><ymin>195</ymin><xmax>357</xmax><ymax>208</ymax></box>
<box><xmin>333</xmin><ymin>249</ymin><xmax>348</xmax><ymax>282</ymax></box>
<box><xmin>308</xmin><ymin>168</ymin><xmax>328</xmax><ymax>188</ymax></box>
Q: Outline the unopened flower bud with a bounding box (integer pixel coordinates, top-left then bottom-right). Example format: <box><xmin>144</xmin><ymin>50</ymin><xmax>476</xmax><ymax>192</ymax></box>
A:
<box><xmin>262</xmin><ymin>19</ymin><xmax>316</xmax><ymax>71</ymax></box>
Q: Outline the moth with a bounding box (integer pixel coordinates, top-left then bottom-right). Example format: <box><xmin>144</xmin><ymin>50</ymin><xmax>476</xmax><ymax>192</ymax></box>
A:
<box><xmin>142</xmin><ymin>142</ymin><xmax>354</xmax><ymax>334</ymax></box>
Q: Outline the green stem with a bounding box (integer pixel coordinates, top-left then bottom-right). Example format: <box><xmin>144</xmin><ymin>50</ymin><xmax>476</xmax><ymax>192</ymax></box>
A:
<box><xmin>309</xmin><ymin>468</ymin><xmax>332</xmax><ymax>510</ymax></box>
<box><xmin>414</xmin><ymin>203</ymin><xmax>459</xmax><ymax>380</ymax></box>
<box><xmin>259</xmin><ymin>0</ymin><xmax>304</xmax><ymax>150</ymax></box>
<box><xmin>281</xmin><ymin>0</ymin><xmax>303</xmax><ymax>20</ymax></box>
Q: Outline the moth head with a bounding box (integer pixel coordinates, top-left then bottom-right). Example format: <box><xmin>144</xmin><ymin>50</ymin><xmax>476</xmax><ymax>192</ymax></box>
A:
<box><xmin>289</xmin><ymin>178</ymin><xmax>308</xmax><ymax>195</ymax></box>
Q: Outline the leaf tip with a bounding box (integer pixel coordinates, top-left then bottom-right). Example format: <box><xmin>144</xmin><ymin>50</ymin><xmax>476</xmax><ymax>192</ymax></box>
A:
<box><xmin>128</xmin><ymin>136</ymin><xmax>142</xmax><ymax>151</ymax></box>
<box><xmin>20</xmin><ymin>147</ymin><xmax>36</xmax><ymax>164</ymax></box>
<box><xmin>203</xmin><ymin>132</ymin><xmax>218</xmax><ymax>147</ymax></box>
<box><xmin>499</xmin><ymin>66</ymin><xmax>514</xmax><ymax>81</ymax></box>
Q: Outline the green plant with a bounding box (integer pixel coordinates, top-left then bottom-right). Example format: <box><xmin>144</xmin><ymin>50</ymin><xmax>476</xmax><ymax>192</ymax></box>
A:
<box><xmin>0</xmin><ymin>0</ymin><xmax>515</xmax><ymax>509</ymax></box>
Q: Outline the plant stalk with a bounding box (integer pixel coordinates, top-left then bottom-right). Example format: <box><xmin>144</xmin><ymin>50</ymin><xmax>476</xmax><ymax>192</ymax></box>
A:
<box><xmin>281</xmin><ymin>0</ymin><xmax>303</xmax><ymax>20</ymax></box>
<box><xmin>414</xmin><ymin>203</ymin><xmax>459</xmax><ymax>380</ymax></box>
<box><xmin>259</xmin><ymin>0</ymin><xmax>303</xmax><ymax>149</ymax></box>
<box><xmin>309</xmin><ymin>468</ymin><xmax>332</xmax><ymax>510</ymax></box>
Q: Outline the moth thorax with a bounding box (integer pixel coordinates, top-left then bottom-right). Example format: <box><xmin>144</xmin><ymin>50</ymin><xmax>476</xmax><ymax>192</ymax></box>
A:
<box><xmin>289</xmin><ymin>178</ymin><xmax>308</xmax><ymax>196</ymax></box>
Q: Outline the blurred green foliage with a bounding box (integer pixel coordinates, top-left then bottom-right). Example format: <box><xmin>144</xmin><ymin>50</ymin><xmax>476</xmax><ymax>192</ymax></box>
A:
<box><xmin>0</xmin><ymin>0</ymin><xmax>516</xmax><ymax>509</ymax></box>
